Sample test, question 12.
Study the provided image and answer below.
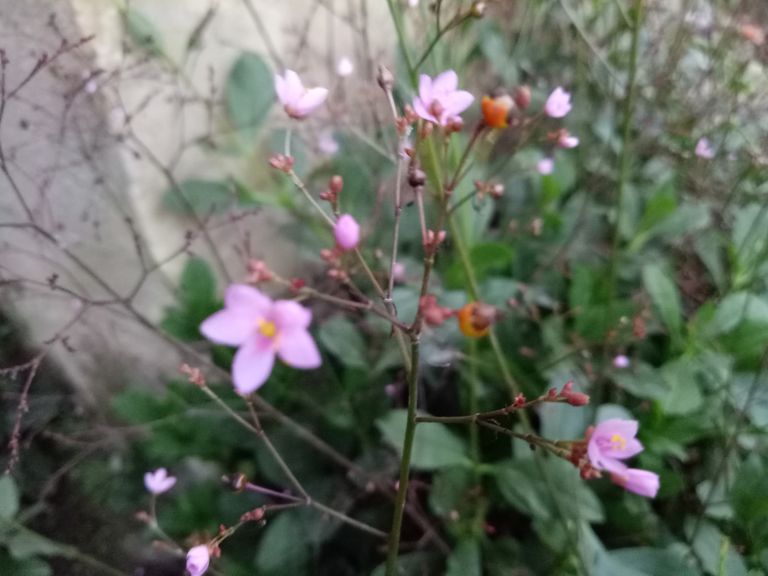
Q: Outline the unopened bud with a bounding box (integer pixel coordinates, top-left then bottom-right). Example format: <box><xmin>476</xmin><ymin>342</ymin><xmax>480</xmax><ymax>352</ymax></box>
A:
<box><xmin>490</xmin><ymin>183</ymin><xmax>504</xmax><ymax>199</ymax></box>
<box><xmin>377</xmin><ymin>64</ymin><xmax>395</xmax><ymax>91</ymax></box>
<box><xmin>329</xmin><ymin>175</ymin><xmax>343</xmax><ymax>194</ymax></box>
<box><xmin>408</xmin><ymin>168</ymin><xmax>426</xmax><ymax>188</ymax></box>
<box><xmin>268</xmin><ymin>153</ymin><xmax>294</xmax><ymax>173</ymax></box>
<box><xmin>470</xmin><ymin>1</ymin><xmax>487</xmax><ymax>17</ymax></box>
<box><xmin>566</xmin><ymin>392</ymin><xmax>590</xmax><ymax>406</ymax></box>
<box><xmin>513</xmin><ymin>85</ymin><xmax>532</xmax><ymax>109</ymax></box>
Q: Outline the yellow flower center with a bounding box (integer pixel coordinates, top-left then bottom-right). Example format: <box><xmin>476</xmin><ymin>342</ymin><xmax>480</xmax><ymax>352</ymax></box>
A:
<box><xmin>258</xmin><ymin>319</ymin><xmax>277</xmax><ymax>339</ymax></box>
<box><xmin>610</xmin><ymin>433</ymin><xmax>627</xmax><ymax>451</ymax></box>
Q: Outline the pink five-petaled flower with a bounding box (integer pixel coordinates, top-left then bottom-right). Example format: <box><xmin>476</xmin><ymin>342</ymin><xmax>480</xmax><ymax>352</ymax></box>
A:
<box><xmin>545</xmin><ymin>87</ymin><xmax>572</xmax><ymax>118</ymax></box>
<box><xmin>186</xmin><ymin>545</ymin><xmax>210</xmax><ymax>576</ymax></box>
<box><xmin>200</xmin><ymin>285</ymin><xmax>321</xmax><ymax>394</ymax></box>
<box><xmin>537</xmin><ymin>157</ymin><xmax>554</xmax><ymax>175</ymax></box>
<box><xmin>412</xmin><ymin>70</ymin><xmax>474</xmax><ymax>127</ymax></box>
<box><xmin>275</xmin><ymin>70</ymin><xmax>328</xmax><ymax>120</ymax></box>
<box><xmin>587</xmin><ymin>418</ymin><xmax>644</xmax><ymax>474</ymax></box>
<box><xmin>143</xmin><ymin>468</ymin><xmax>176</xmax><ymax>495</ymax></box>
<box><xmin>334</xmin><ymin>214</ymin><xmax>360</xmax><ymax>251</ymax></box>
<box><xmin>695</xmin><ymin>137</ymin><xmax>715</xmax><ymax>159</ymax></box>
<box><xmin>611</xmin><ymin>468</ymin><xmax>660</xmax><ymax>498</ymax></box>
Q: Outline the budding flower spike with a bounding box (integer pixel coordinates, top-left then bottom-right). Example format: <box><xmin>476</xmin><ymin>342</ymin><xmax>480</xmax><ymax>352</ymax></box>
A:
<box><xmin>143</xmin><ymin>468</ymin><xmax>176</xmax><ymax>495</ymax></box>
<box><xmin>334</xmin><ymin>214</ymin><xmax>360</xmax><ymax>251</ymax></box>
<box><xmin>412</xmin><ymin>70</ymin><xmax>474</xmax><ymax>127</ymax></box>
<box><xmin>200</xmin><ymin>285</ymin><xmax>321</xmax><ymax>394</ymax></box>
<box><xmin>695</xmin><ymin>137</ymin><xmax>715</xmax><ymax>159</ymax></box>
<box><xmin>275</xmin><ymin>69</ymin><xmax>328</xmax><ymax>119</ymax></box>
<box><xmin>587</xmin><ymin>418</ymin><xmax>644</xmax><ymax>474</ymax></box>
<box><xmin>544</xmin><ymin>86</ymin><xmax>572</xmax><ymax>118</ymax></box>
<box><xmin>186</xmin><ymin>545</ymin><xmax>211</xmax><ymax>576</ymax></box>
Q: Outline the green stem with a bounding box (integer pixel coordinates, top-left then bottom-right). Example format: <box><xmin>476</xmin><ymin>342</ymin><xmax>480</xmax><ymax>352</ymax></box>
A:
<box><xmin>608</xmin><ymin>0</ymin><xmax>644</xmax><ymax>297</ymax></box>
<box><xmin>384</xmin><ymin>337</ymin><xmax>420</xmax><ymax>576</ymax></box>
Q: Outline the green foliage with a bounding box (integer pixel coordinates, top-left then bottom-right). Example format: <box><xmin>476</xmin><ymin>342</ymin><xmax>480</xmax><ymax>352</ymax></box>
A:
<box><xmin>123</xmin><ymin>9</ymin><xmax>164</xmax><ymax>55</ymax></box>
<box><xmin>225</xmin><ymin>52</ymin><xmax>274</xmax><ymax>144</ymax></box>
<box><xmin>161</xmin><ymin>257</ymin><xmax>219</xmax><ymax>341</ymax></box>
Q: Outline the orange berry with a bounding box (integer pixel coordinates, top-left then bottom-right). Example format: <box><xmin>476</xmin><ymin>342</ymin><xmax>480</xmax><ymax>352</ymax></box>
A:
<box><xmin>481</xmin><ymin>95</ymin><xmax>513</xmax><ymax>129</ymax></box>
<box><xmin>457</xmin><ymin>302</ymin><xmax>494</xmax><ymax>338</ymax></box>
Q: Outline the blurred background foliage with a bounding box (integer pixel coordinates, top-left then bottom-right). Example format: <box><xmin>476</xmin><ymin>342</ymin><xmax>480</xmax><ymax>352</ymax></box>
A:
<box><xmin>3</xmin><ymin>0</ymin><xmax>768</xmax><ymax>575</ymax></box>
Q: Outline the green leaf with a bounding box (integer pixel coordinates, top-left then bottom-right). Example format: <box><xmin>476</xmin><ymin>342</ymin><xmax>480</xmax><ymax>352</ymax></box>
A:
<box><xmin>8</xmin><ymin>529</ymin><xmax>73</xmax><ymax>560</ymax></box>
<box><xmin>0</xmin><ymin>475</ymin><xmax>20</xmax><ymax>521</ymax></box>
<box><xmin>0</xmin><ymin>552</ymin><xmax>52</xmax><ymax>576</ymax></box>
<box><xmin>255</xmin><ymin>512</ymin><xmax>310</xmax><ymax>575</ymax></box>
<box><xmin>707</xmin><ymin>292</ymin><xmax>768</xmax><ymax>335</ymax></box>
<box><xmin>445</xmin><ymin>242</ymin><xmax>514</xmax><ymax>287</ymax></box>
<box><xmin>446</xmin><ymin>540</ymin><xmax>482</xmax><ymax>576</ymax></box>
<box><xmin>495</xmin><ymin>457</ymin><xmax>604</xmax><ymax>523</ymax></box>
<box><xmin>317</xmin><ymin>316</ymin><xmax>368</xmax><ymax>369</ymax></box>
<box><xmin>162</xmin><ymin>179</ymin><xmax>234</xmax><ymax>216</ymax></box>
<box><xmin>731</xmin><ymin>458</ymin><xmax>768</xmax><ymax>552</ymax></box>
<box><xmin>160</xmin><ymin>257</ymin><xmax>219</xmax><ymax>341</ymax></box>
<box><xmin>226</xmin><ymin>53</ymin><xmax>274</xmax><ymax>143</ymax></box>
<box><xmin>429</xmin><ymin>467</ymin><xmax>476</xmax><ymax>517</ymax></box>
<box><xmin>376</xmin><ymin>410</ymin><xmax>470</xmax><ymax>471</ymax></box>
<box><xmin>659</xmin><ymin>360</ymin><xmax>703</xmax><ymax>416</ymax></box>
<box><xmin>642</xmin><ymin>263</ymin><xmax>683</xmax><ymax>340</ymax></box>
<box><xmin>123</xmin><ymin>9</ymin><xmax>164</xmax><ymax>55</ymax></box>
<box><xmin>602</xmin><ymin>547</ymin><xmax>698</xmax><ymax>576</ymax></box>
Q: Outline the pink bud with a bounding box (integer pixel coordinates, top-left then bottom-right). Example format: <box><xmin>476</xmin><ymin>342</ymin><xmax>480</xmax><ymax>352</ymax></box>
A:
<box><xmin>334</xmin><ymin>214</ymin><xmax>360</xmax><ymax>251</ymax></box>
<box><xmin>186</xmin><ymin>545</ymin><xmax>210</xmax><ymax>576</ymax></box>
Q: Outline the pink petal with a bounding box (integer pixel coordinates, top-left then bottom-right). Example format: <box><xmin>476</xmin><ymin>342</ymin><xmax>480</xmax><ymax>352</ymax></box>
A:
<box><xmin>295</xmin><ymin>87</ymin><xmax>328</xmax><ymax>117</ymax></box>
<box><xmin>271</xmin><ymin>300</ymin><xmax>312</xmax><ymax>330</ymax></box>
<box><xmin>232</xmin><ymin>337</ymin><xmax>275</xmax><ymax>394</ymax></box>
<box><xmin>412</xmin><ymin>97</ymin><xmax>437</xmax><ymax>123</ymax></box>
<box><xmin>440</xmin><ymin>90</ymin><xmax>474</xmax><ymax>118</ymax></box>
<box><xmin>277</xmin><ymin>329</ymin><xmax>322</xmax><ymax>369</ymax></box>
<box><xmin>200</xmin><ymin>309</ymin><xmax>255</xmax><ymax>346</ymax></box>
<box><xmin>431</xmin><ymin>70</ymin><xmax>458</xmax><ymax>95</ymax></box>
<box><xmin>597</xmin><ymin>418</ymin><xmax>638</xmax><ymax>439</ymax></box>
<box><xmin>283</xmin><ymin>69</ymin><xmax>304</xmax><ymax>104</ymax></box>
<box><xmin>275</xmin><ymin>73</ymin><xmax>289</xmax><ymax>106</ymax></box>
<box><xmin>418</xmin><ymin>74</ymin><xmax>433</xmax><ymax>104</ymax></box>
<box><xmin>225</xmin><ymin>284</ymin><xmax>272</xmax><ymax>314</ymax></box>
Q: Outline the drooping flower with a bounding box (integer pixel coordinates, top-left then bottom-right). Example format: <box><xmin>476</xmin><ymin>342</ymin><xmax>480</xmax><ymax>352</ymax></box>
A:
<box><xmin>611</xmin><ymin>468</ymin><xmax>660</xmax><ymax>498</ymax></box>
<box><xmin>334</xmin><ymin>214</ymin><xmax>360</xmax><ymax>251</ymax></box>
<box><xmin>537</xmin><ymin>157</ymin><xmax>554</xmax><ymax>175</ymax></box>
<box><xmin>613</xmin><ymin>354</ymin><xmax>630</xmax><ymax>369</ymax></box>
<box><xmin>336</xmin><ymin>56</ymin><xmax>354</xmax><ymax>77</ymax></box>
<box><xmin>186</xmin><ymin>545</ymin><xmax>210</xmax><ymax>576</ymax></box>
<box><xmin>695</xmin><ymin>137</ymin><xmax>715</xmax><ymax>159</ymax></box>
<box><xmin>587</xmin><ymin>418</ymin><xmax>644</xmax><ymax>474</ymax></box>
<box><xmin>144</xmin><ymin>468</ymin><xmax>176</xmax><ymax>495</ymax></box>
<box><xmin>412</xmin><ymin>70</ymin><xmax>474</xmax><ymax>127</ymax></box>
<box><xmin>544</xmin><ymin>87</ymin><xmax>572</xmax><ymax>118</ymax></box>
<box><xmin>275</xmin><ymin>70</ymin><xmax>328</xmax><ymax>119</ymax></box>
<box><xmin>200</xmin><ymin>285</ymin><xmax>321</xmax><ymax>394</ymax></box>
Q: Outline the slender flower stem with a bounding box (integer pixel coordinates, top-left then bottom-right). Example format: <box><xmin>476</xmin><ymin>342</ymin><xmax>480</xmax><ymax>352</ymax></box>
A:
<box><xmin>384</xmin><ymin>336</ymin><xmax>420</xmax><ymax>576</ymax></box>
<box><xmin>609</xmin><ymin>0</ymin><xmax>644</xmax><ymax>297</ymax></box>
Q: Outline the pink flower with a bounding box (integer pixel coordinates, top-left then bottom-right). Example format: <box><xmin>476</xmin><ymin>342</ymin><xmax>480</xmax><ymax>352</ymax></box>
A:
<box><xmin>611</xmin><ymin>468</ymin><xmax>660</xmax><ymax>498</ymax></box>
<box><xmin>412</xmin><ymin>70</ymin><xmax>474</xmax><ymax>127</ymax></box>
<box><xmin>318</xmin><ymin>129</ymin><xmax>339</xmax><ymax>155</ymax></box>
<box><xmin>613</xmin><ymin>354</ymin><xmax>630</xmax><ymax>369</ymax></box>
<box><xmin>200</xmin><ymin>285</ymin><xmax>321</xmax><ymax>394</ymax></box>
<box><xmin>587</xmin><ymin>418</ymin><xmax>644</xmax><ymax>474</ymax></box>
<box><xmin>334</xmin><ymin>214</ymin><xmax>360</xmax><ymax>251</ymax></box>
<box><xmin>275</xmin><ymin>70</ymin><xmax>328</xmax><ymax>119</ymax></box>
<box><xmin>695</xmin><ymin>137</ymin><xmax>715</xmax><ymax>159</ymax></box>
<box><xmin>558</xmin><ymin>132</ymin><xmax>579</xmax><ymax>148</ymax></box>
<box><xmin>336</xmin><ymin>57</ymin><xmax>354</xmax><ymax>77</ymax></box>
<box><xmin>186</xmin><ymin>545</ymin><xmax>210</xmax><ymax>576</ymax></box>
<box><xmin>143</xmin><ymin>468</ymin><xmax>176</xmax><ymax>495</ymax></box>
<box><xmin>537</xmin><ymin>158</ymin><xmax>554</xmax><ymax>175</ymax></box>
<box><xmin>544</xmin><ymin>87</ymin><xmax>572</xmax><ymax>118</ymax></box>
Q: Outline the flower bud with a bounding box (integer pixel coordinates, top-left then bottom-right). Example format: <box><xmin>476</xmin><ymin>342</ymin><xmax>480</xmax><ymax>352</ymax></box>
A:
<box><xmin>513</xmin><ymin>85</ymin><xmax>531</xmax><ymax>110</ymax></box>
<box><xmin>470</xmin><ymin>1</ymin><xmax>487</xmax><ymax>17</ymax></box>
<box><xmin>408</xmin><ymin>168</ymin><xmax>426</xmax><ymax>188</ymax></box>
<box><xmin>268</xmin><ymin>153</ymin><xmax>294</xmax><ymax>173</ymax></box>
<box><xmin>186</xmin><ymin>545</ymin><xmax>211</xmax><ymax>576</ymax></box>
<box><xmin>377</xmin><ymin>64</ymin><xmax>395</xmax><ymax>91</ymax></box>
<box><xmin>334</xmin><ymin>214</ymin><xmax>360</xmax><ymax>251</ymax></box>
<box><xmin>329</xmin><ymin>175</ymin><xmax>344</xmax><ymax>194</ymax></box>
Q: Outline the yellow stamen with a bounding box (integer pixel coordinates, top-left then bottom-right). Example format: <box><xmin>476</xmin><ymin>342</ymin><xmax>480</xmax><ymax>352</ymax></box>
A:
<box><xmin>610</xmin><ymin>433</ymin><xmax>627</xmax><ymax>451</ymax></box>
<box><xmin>258</xmin><ymin>319</ymin><xmax>277</xmax><ymax>339</ymax></box>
